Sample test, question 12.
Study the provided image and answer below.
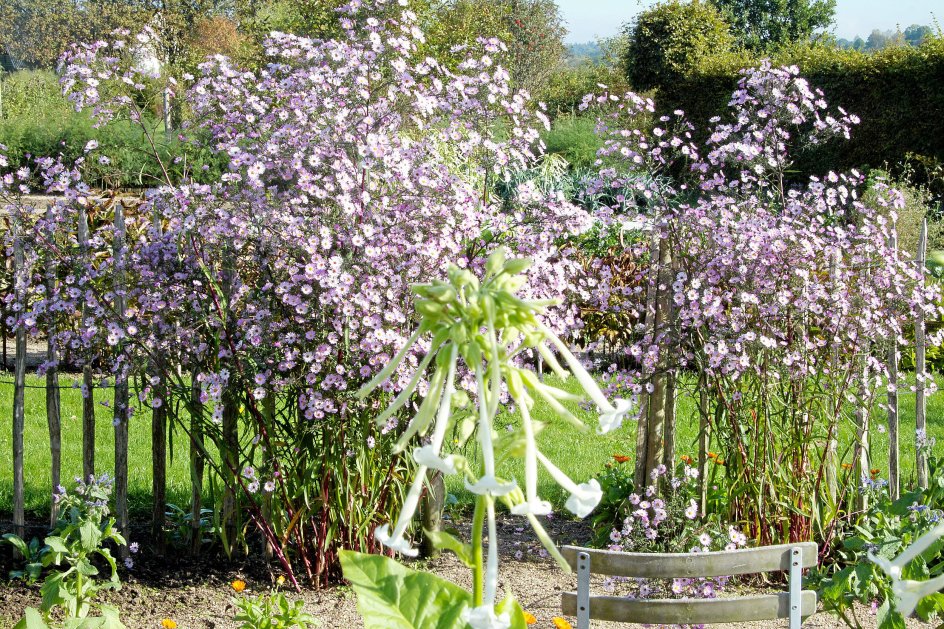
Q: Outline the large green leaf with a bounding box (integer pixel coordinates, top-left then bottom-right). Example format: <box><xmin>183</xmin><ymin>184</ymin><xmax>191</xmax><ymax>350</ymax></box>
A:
<box><xmin>79</xmin><ymin>521</ymin><xmax>102</xmax><ymax>554</ymax></box>
<box><xmin>12</xmin><ymin>608</ymin><xmax>49</xmax><ymax>629</ymax></box>
<box><xmin>340</xmin><ymin>550</ymin><xmax>471</xmax><ymax>629</ymax></box>
<box><xmin>424</xmin><ymin>529</ymin><xmax>475</xmax><ymax>568</ymax></box>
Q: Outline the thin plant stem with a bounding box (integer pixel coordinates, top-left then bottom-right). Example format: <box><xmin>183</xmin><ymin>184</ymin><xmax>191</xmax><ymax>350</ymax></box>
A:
<box><xmin>472</xmin><ymin>494</ymin><xmax>486</xmax><ymax>607</ymax></box>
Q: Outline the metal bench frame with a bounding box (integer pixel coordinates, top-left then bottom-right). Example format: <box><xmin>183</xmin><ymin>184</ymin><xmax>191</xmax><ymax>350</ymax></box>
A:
<box><xmin>561</xmin><ymin>542</ymin><xmax>818</xmax><ymax>628</ymax></box>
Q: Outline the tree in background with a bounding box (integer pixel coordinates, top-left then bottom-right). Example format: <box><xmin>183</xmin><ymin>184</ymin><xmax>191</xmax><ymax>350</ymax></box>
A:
<box><xmin>621</xmin><ymin>0</ymin><xmax>734</xmax><ymax>91</ymax></box>
<box><xmin>708</xmin><ymin>0</ymin><xmax>836</xmax><ymax>52</ymax></box>
<box><xmin>424</xmin><ymin>0</ymin><xmax>566</xmax><ymax>95</ymax></box>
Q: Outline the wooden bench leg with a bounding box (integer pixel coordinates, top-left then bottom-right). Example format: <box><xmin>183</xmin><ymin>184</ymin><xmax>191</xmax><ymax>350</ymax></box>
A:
<box><xmin>790</xmin><ymin>547</ymin><xmax>802</xmax><ymax>629</ymax></box>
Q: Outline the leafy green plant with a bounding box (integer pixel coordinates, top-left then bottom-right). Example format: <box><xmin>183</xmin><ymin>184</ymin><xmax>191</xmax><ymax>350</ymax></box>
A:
<box><xmin>9</xmin><ymin>475</ymin><xmax>128</xmax><ymax>628</ymax></box>
<box><xmin>815</xmin><ymin>441</ymin><xmax>944</xmax><ymax>628</ymax></box>
<box><xmin>164</xmin><ymin>503</ymin><xmax>217</xmax><ymax>548</ymax></box>
<box><xmin>2</xmin><ymin>534</ymin><xmax>46</xmax><ymax>583</ymax></box>
<box><xmin>340</xmin><ymin>551</ymin><xmax>529</xmax><ymax>629</ymax></box>
<box><xmin>233</xmin><ymin>588</ymin><xmax>317</xmax><ymax>629</ymax></box>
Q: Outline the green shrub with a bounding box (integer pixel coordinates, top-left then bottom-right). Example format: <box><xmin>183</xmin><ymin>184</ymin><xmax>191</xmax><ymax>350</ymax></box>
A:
<box><xmin>621</xmin><ymin>0</ymin><xmax>734</xmax><ymax>92</ymax></box>
<box><xmin>0</xmin><ymin>70</ymin><xmax>70</xmax><ymax>120</ymax></box>
<box><xmin>653</xmin><ymin>36</ymin><xmax>944</xmax><ymax>184</ymax></box>
<box><xmin>541</xmin><ymin>115</ymin><xmax>602</xmax><ymax>169</ymax></box>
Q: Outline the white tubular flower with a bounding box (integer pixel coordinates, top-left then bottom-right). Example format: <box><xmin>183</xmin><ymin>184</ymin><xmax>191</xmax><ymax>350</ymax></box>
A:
<box><xmin>373</xmin><ymin>524</ymin><xmax>418</xmax><ymax>558</ymax></box>
<box><xmin>538</xmin><ymin>324</ymin><xmax>632</xmax><ymax>433</ymax></box>
<box><xmin>870</xmin><ymin>522</ymin><xmax>944</xmax><ymax>616</ymax></box>
<box><xmin>375</xmin><ymin>465</ymin><xmax>429</xmax><ymax>557</ymax></box>
<box><xmin>508</xmin><ymin>385</ymin><xmax>551</xmax><ymax>515</ymax></box>
<box><xmin>599</xmin><ymin>397</ymin><xmax>635</xmax><ymax>434</ymax></box>
<box><xmin>413</xmin><ymin>445</ymin><xmax>459</xmax><ymax>474</ymax></box>
<box><xmin>536</xmin><ymin>450</ymin><xmax>602</xmax><ymax>518</ymax></box>
<box><xmin>355</xmin><ymin>327</ymin><xmax>422</xmax><ymax>399</ymax></box>
<box><xmin>410</xmin><ymin>344</ymin><xmax>460</xmax><ymax>474</ymax></box>
<box><xmin>462</xmin><ymin>605</ymin><xmax>511</xmax><ymax>629</ymax></box>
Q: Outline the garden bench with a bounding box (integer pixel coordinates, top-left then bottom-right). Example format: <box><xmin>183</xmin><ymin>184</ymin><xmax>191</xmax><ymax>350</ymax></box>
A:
<box><xmin>561</xmin><ymin>542</ymin><xmax>818</xmax><ymax>628</ymax></box>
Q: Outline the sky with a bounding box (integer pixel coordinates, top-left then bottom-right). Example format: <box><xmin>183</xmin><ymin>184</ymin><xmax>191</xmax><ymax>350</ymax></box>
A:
<box><xmin>557</xmin><ymin>0</ymin><xmax>941</xmax><ymax>43</ymax></box>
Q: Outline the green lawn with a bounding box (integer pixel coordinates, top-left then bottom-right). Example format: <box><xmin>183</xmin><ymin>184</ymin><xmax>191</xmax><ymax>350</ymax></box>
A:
<box><xmin>1</xmin><ymin>372</ymin><xmax>942</xmax><ymax>520</ymax></box>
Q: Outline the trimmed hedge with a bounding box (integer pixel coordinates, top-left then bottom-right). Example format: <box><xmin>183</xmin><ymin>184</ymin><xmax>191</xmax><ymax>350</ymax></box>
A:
<box><xmin>655</xmin><ymin>37</ymin><xmax>944</xmax><ymax>180</ymax></box>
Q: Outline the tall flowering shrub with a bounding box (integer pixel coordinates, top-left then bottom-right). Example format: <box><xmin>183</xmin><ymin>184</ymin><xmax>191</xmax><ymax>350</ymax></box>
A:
<box><xmin>1</xmin><ymin>0</ymin><xmax>592</xmax><ymax>585</ymax></box>
<box><xmin>584</xmin><ymin>62</ymin><xmax>942</xmax><ymax>544</ymax></box>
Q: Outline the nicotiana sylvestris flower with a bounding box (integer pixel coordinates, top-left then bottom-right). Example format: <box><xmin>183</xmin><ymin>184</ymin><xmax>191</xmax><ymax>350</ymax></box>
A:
<box><xmin>359</xmin><ymin>248</ymin><xmax>627</xmax><ymax>618</ymax></box>
<box><xmin>870</xmin><ymin>522</ymin><xmax>944</xmax><ymax>617</ymax></box>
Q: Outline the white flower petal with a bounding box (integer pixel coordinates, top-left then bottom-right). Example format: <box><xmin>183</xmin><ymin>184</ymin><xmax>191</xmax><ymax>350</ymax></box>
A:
<box><xmin>465</xmin><ymin>476</ymin><xmax>518</xmax><ymax>497</ymax></box>
<box><xmin>598</xmin><ymin>398</ymin><xmax>634</xmax><ymax>434</ymax></box>
<box><xmin>510</xmin><ymin>498</ymin><xmax>553</xmax><ymax>516</ymax></box>
<box><xmin>565</xmin><ymin>479</ymin><xmax>603</xmax><ymax>518</ymax></box>
<box><xmin>413</xmin><ymin>445</ymin><xmax>458</xmax><ymax>474</ymax></box>
<box><xmin>373</xmin><ymin>524</ymin><xmax>418</xmax><ymax>557</ymax></box>
<box><xmin>462</xmin><ymin>605</ymin><xmax>511</xmax><ymax>629</ymax></box>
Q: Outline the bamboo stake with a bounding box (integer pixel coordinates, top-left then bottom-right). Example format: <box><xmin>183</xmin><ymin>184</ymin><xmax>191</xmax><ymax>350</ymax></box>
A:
<box><xmin>698</xmin><ymin>374</ymin><xmax>709</xmax><ymax>518</ymax></box>
<box><xmin>45</xmin><ymin>205</ymin><xmax>62</xmax><ymax>526</ymax></box>
<box><xmin>12</xmin><ymin>214</ymin><xmax>25</xmax><ymax>539</ymax></box>
<box><xmin>78</xmin><ymin>206</ymin><xmax>95</xmax><ymax>480</ymax></box>
<box><xmin>113</xmin><ymin>203</ymin><xmax>130</xmax><ymax>558</ymax></box>
<box><xmin>916</xmin><ymin>219</ymin><xmax>929</xmax><ymax>489</ymax></box>
<box><xmin>855</xmin><ymin>357</ymin><xmax>870</xmax><ymax>513</ymax></box>
<box><xmin>824</xmin><ymin>251</ymin><xmax>840</xmax><ymax>505</ymax></box>
<box><xmin>887</xmin><ymin>230</ymin><xmax>899</xmax><ymax>501</ymax></box>
<box><xmin>150</xmin><ymin>211</ymin><xmax>167</xmax><ymax>554</ymax></box>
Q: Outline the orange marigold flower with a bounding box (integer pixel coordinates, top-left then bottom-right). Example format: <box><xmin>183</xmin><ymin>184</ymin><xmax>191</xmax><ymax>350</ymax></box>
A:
<box><xmin>707</xmin><ymin>452</ymin><xmax>717</xmax><ymax>459</ymax></box>
<box><xmin>552</xmin><ymin>618</ymin><xmax>573</xmax><ymax>629</ymax></box>
<box><xmin>613</xmin><ymin>454</ymin><xmax>631</xmax><ymax>464</ymax></box>
<box><xmin>841</xmin><ymin>463</ymin><xmax>853</xmax><ymax>470</ymax></box>
<box><xmin>231</xmin><ymin>579</ymin><xmax>247</xmax><ymax>593</ymax></box>
<box><xmin>870</xmin><ymin>468</ymin><xmax>881</xmax><ymax>477</ymax></box>
<box><xmin>715</xmin><ymin>459</ymin><xmax>725</xmax><ymax>466</ymax></box>
<box><xmin>161</xmin><ymin>620</ymin><xmax>178</xmax><ymax>629</ymax></box>
<box><xmin>523</xmin><ymin>611</ymin><xmax>537</xmax><ymax>624</ymax></box>
<box><xmin>681</xmin><ymin>455</ymin><xmax>693</xmax><ymax>464</ymax></box>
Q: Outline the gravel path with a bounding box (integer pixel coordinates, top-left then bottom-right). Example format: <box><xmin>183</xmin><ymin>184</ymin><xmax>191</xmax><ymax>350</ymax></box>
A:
<box><xmin>0</xmin><ymin>515</ymin><xmax>931</xmax><ymax>628</ymax></box>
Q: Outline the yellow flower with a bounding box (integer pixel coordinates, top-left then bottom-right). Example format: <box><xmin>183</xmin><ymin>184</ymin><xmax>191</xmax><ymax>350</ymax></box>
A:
<box><xmin>552</xmin><ymin>618</ymin><xmax>572</xmax><ymax>629</ymax></box>
<box><xmin>231</xmin><ymin>579</ymin><xmax>247</xmax><ymax>593</ymax></box>
<box><xmin>523</xmin><ymin>611</ymin><xmax>537</xmax><ymax>624</ymax></box>
<box><xmin>161</xmin><ymin>620</ymin><xmax>178</xmax><ymax>629</ymax></box>
<box><xmin>276</xmin><ymin>575</ymin><xmax>286</xmax><ymax>586</ymax></box>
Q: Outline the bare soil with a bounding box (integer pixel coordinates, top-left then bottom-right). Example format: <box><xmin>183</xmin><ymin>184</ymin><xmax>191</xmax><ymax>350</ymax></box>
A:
<box><xmin>0</xmin><ymin>515</ymin><xmax>929</xmax><ymax>629</ymax></box>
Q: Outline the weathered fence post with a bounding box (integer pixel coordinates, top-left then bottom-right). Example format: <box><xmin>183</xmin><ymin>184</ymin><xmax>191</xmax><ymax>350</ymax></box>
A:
<box><xmin>12</xmin><ymin>214</ymin><xmax>26</xmax><ymax>539</ymax></box>
<box><xmin>644</xmin><ymin>236</ymin><xmax>673</xmax><ymax>485</ymax></box>
<box><xmin>635</xmin><ymin>231</ymin><xmax>661</xmax><ymax>489</ymax></box>
<box><xmin>887</xmin><ymin>230</ymin><xmax>899</xmax><ymax>501</ymax></box>
<box><xmin>45</xmin><ymin>205</ymin><xmax>62</xmax><ymax>525</ymax></box>
<box><xmin>150</xmin><ymin>211</ymin><xmax>167</xmax><ymax>555</ymax></box>
<box><xmin>190</xmin><ymin>373</ymin><xmax>205</xmax><ymax>555</ymax></box>
<box><xmin>421</xmin><ymin>470</ymin><xmax>446</xmax><ymax>558</ymax></box>
<box><xmin>78</xmin><ymin>206</ymin><xmax>95</xmax><ymax>480</ymax></box>
<box><xmin>113</xmin><ymin>202</ymin><xmax>130</xmax><ymax>558</ymax></box>
<box><xmin>916</xmin><ymin>219</ymin><xmax>929</xmax><ymax>489</ymax></box>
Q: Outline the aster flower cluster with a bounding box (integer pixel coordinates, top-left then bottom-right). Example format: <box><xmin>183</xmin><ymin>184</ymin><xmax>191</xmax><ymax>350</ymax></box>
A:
<box><xmin>577</xmin><ymin>61</ymin><xmax>942</xmax><ymax>542</ymax></box>
<box><xmin>1</xmin><ymin>0</ymin><xmax>597</xmax><ymax>585</ymax></box>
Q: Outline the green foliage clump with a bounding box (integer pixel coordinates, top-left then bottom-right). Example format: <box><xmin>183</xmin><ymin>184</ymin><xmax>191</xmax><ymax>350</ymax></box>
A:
<box><xmin>620</xmin><ymin>0</ymin><xmax>735</xmax><ymax>91</ymax></box>
<box><xmin>541</xmin><ymin>116</ymin><xmax>602</xmax><ymax>169</ymax></box>
<box><xmin>233</xmin><ymin>588</ymin><xmax>317</xmax><ymax>629</ymax></box>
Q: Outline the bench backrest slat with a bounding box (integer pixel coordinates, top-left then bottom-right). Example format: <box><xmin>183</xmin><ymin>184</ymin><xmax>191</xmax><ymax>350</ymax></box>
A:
<box><xmin>562</xmin><ymin>591</ymin><xmax>817</xmax><ymax>625</ymax></box>
<box><xmin>561</xmin><ymin>542</ymin><xmax>817</xmax><ymax>578</ymax></box>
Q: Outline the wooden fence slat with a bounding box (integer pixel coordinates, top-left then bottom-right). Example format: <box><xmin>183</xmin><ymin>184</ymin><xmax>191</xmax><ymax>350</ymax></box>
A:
<box><xmin>561</xmin><ymin>591</ymin><xmax>817</xmax><ymax>625</ymax></box>
<box><xmin>916</xmin><ymin>219</ymin><xmax>929</xmax><ymax>489</ymax></box>
<box><xmin>12</xmin><ymin>214</ymin><xmax>26</xmax><ymax>539</ymax></box>
<box><xmin>561</xmin><ymin>543</ymin><xmax>818</xmax><ymax>578</ymax></box>
<box><xmin>45</xmin><ymin>205</ymin><xmax>62</xmax><ymax>526</ymax></box>
<box><xmin>635</xmin><ymin>231</ymin><xmax>660</xmax><ymax>489</ymax></box>
<box><xmin>855</xmin><ymin>358</ymin><xmax>870</xmax><ymax>512</ymax></box>
<box><xmin>697</xmin><ymin>374</ymin><xmax>709</xmax><ymax>518</ymax></box>
<box><xmin>113</xmin><ymin>203</ymin><xmax>130</xmax><ymax>558</ymax></box>
<box><xmin>78</xmin><ymin>206</ymin><xmax>95</xmax><ymax>481</ymax></box>
<box><xmin>887</xmin><ymin>231</ymin><xmax>900</xmax><ymax>500</ymax></box>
